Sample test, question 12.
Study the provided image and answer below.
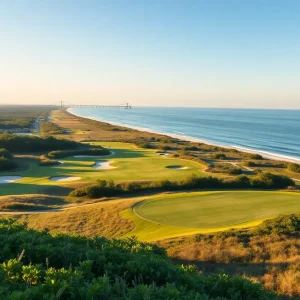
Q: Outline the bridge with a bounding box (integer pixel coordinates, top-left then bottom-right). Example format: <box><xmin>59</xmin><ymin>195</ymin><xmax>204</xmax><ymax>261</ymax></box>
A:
<box><xmin>60</xmin><ymin>101</ymin><xmax>131</xmax><ymax>109</ymax></box>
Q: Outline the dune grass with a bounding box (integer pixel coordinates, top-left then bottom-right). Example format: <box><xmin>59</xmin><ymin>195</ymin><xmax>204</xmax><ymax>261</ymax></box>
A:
<box><xmin>122</xmin><ymin>191</ymin><xmax>300</xmax><ymax>241</ymax></box>
<box><xmin>0</xmin><ymin>198</ymin><xmax>137</xmax><ymax>238</ymax></box>
<box><xmin>0</xmin><ymin>142</ymin><xmax>206</xmax><ymax>196</ymax></box>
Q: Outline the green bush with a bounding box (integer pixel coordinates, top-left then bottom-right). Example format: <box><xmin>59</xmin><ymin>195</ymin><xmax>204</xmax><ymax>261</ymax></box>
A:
<box><xmin>211</xmin><ymin>153</ymin><xmax>227</xmax><ymax>159</ymax></box>
<box><xmin>48</xmin><ymin>148</ymin><xmax>110</xmax><ymax>159</ymax></box>
<box><xmin>0</xmin><ymin>148</ymin><xmax>13</xmax><ymax>159</ymax></box>
<box><xmin>0</xmin><ymin>133</ymin><xmax>79</xmax><ymax>153</ymax></box>
<box><xmin>70</xmin><ymin>172</ymin><xmax>295</xmax><ymax>199</ymax></box>
<box><xmin>0</xmin><ymin>157</ymin><xmax>17</xmax><ymax>171</ymax></box>
<box><xmin>248</xmin><ymin>153</ymin><xmax>263</xmax><ymax>160</ymax></box>
<box><xmin>287</xmin><ymin>163</ymin><xmax>300</xmax><ymax>173</ymax></box>
<box><xmin>0</xmin><ymin>220</ymin><xmax>276</xmax><ymax>299</ymax></box>
<box><xmin>255</xmin><ymin>214</ymin><xmax>300</xmax><ymax>235</ymax></box>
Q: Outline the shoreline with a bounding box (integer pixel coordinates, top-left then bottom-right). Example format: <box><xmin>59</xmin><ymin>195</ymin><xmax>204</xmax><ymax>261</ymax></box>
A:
<box><xmin>67</xmin><ymin>108</ymin><xmax>300</xmax><ymax>164</ymax></box>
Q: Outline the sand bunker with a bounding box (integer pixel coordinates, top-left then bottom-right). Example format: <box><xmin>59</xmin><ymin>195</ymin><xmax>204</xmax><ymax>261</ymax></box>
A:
<box><xmin>158</xmin><ymin>152</ymin><xmax>170</xmax><ymax>156</ymax></box>
<box><xmin>166</xmin><ymin>165</ymin><xmax>188</xmax><ymax>170</ymax></box>
<box><xmin>73</xmin><ymin>151</ymin><xmax>115</xmax><ymax>158</ymax></box>
<box><xmin>0</xmin><ymin>176</ymin><xmax>23</xmax><ymax>184</ymax></box>
<box><xmin>50</xmin><ymin>176</ymin><xmax>81</xmax><ymax>182</ymax></box>
<box><xmin>93</xmin><ymin>161</ymin><xmax>116</xmax><ymax>169</ymax></box>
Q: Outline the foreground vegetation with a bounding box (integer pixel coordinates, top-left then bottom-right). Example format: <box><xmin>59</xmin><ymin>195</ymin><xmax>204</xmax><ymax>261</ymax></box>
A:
<box><xmin>159</xmin><ymin>214</ymin><xmax>300</xmax><ymax>298</ymax></box>
<box><xmin>0</xmin><ymin>219</ymin><xmax>276</xmax><ymax>299</ymax></box>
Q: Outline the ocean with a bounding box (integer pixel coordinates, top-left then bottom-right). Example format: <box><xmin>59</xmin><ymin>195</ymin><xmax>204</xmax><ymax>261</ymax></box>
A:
<box><xmin>69</xmin><ymin>107</ymin><xmax>300</xmax><ymax>163</ymax></box>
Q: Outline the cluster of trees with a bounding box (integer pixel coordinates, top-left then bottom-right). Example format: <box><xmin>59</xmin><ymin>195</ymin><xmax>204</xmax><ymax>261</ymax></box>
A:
<box><xmin>0</xmin><ymin>148</ymin><xmax>17</xmax><ymax>171</ymax></box>
<box><xmin>287</xmin><ymin>162</ymin><xmax>300</xmax><ymax>173</ymax></box>
<box><xmin>0</xmin><ymin>219</ymin><xmax>275</xmax><ymax>299</ymax></box>
<box><xmin>0</xmin><ymin>133</ymin><xmax>79</xmax><ymax>153</ymax></box>
<box><xmin>47</xmin><ymin>148</ymin><xmax>110</xmax><ymax>159</ymax></box>
<box><xmin>70</xmin><ymin>173</ymin><xmax>295</xmax><ymax>199</ymax></box>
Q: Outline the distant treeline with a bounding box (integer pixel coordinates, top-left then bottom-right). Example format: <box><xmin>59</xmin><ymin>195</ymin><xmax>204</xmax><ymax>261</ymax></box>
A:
<box><xmin>70</xmin><ymin>172</ymin><xmax>295</xmax><ymax>199</ymax></box>
<box><xmin>0</xmin><ymin>106</ymin><xmax>53</xmax><ymax>129</ymax></box>
<box><xmin>0</xmin><ymin>133</ymin><xmax>79</xmax><ymax>153</ymax></box>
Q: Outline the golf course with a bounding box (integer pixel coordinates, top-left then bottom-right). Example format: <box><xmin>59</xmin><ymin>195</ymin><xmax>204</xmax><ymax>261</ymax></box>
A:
<box><xmin>0</xmin><ymin>142</ymin><xmax>206</xmax><ymax>196</ymax></box>
<box><xmin>122</xmin><ymin>191</ymin><xmax>300</xmax><ymax>241</ymax></box>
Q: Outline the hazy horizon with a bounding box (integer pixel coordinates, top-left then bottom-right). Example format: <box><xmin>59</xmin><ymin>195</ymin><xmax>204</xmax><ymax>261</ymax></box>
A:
<box><xmin>1</xmin><ymin>1</ymin><xmax>300</xmax><ymax>109</ymax></box>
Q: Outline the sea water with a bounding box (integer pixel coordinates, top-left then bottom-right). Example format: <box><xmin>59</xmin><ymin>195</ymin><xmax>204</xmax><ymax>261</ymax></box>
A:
<box><xmin>69</xmin><ymin>107</ymin><xmax>300</xmax><ymax>162</ymax></box>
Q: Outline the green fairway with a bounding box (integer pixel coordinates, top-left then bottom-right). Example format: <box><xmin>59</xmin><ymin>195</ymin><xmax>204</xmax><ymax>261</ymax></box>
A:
<box><xmin>122</xmin><ymin>191</ymin><xmax>300</xmax><ymax>241</ymax></box>
<box><xmin>0</xmin><ymin>142</ymin><xmax>206</xmax><ymax>196</ymax></box>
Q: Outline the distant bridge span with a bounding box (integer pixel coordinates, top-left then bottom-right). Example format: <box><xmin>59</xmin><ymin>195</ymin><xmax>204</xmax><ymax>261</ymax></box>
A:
<box><xmin>61</xmin><ymin>101</ymin><xmax>131</xmax><ymax>109</ymax></box>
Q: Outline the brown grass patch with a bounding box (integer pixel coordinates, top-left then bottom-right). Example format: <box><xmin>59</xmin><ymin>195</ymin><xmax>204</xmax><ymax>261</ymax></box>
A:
<box><xmin>3</xmin><ymin>198</ymin><xmax>137</xmax><ymax>238</ymax></box>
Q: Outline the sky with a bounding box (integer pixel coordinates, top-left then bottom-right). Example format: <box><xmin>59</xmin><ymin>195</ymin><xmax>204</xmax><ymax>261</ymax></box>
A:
<box><xmin>0</xmin><ymin>0</ymin><xmax>299</xmax><ymax>109</ymax></box>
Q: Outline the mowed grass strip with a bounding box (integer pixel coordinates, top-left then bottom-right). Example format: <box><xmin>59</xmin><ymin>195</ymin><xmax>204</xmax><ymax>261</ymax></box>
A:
<box><xmin>122</xmin><ymin>191</ymin><xmax>300</xmax><ymax>241</ymax></box>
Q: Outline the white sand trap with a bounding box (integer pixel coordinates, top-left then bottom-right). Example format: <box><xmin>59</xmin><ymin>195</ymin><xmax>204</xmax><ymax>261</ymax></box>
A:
<box><xmin>0</xmin><ymin>176</ymin><xmax>23</xmax><ymax>184</ymax></box>
<box><xmin>158</xmin><ymin>152</ymin><xmax>170</xmax><ymax>156</ymax></box>
<box><xmin>50</xmin><ymin>176</ymin><xmax>81</xmax><ymax>182</ymax></box>
<box><xmin>73</xmin><ymin>151</ymin><xmax>115</xmax><ymax>158</ymax></box>
<box><xmin>166</xmin><ymin>165</ymin><xmax>188</xmax><ymax>170</ymax></box>
<box><xmin>93</xmin><ymin>161</ymin><xmax>116</xmax><ymax>169</ymax></box>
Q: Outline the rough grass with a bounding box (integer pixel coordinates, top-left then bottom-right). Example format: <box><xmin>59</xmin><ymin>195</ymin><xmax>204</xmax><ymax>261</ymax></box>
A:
<box><xmin>50</xmin><ymin>109</ymin><xmax>170</xmax><ymax>142</ymax></box>
<box><xmin>158</xmin><ymin>227</ymin><xmax>300</xmax><ymax>297</ymax></box>
<box><xmin>1</xmin><ymin>198</ymin><xmax>137</xmax><ymax>237</ymax></box>
<box><xmin>0</xmin><ymin>194</ymin><xmax>67</xmax><ymax>211</ymax></box>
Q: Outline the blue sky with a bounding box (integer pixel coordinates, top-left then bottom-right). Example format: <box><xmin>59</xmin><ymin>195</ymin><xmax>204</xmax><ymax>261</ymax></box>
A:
<box><xmin>0</xmin><ymin>0</ymin><xmax>299</xmax><ymax>108</ymax></box>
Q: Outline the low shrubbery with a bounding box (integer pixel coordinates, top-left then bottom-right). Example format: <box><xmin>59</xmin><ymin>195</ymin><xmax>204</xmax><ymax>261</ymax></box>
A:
<box><xmin>0</xmin><ymin>157</ymin><xmax>17</xmax><ymax>171</ymax></box>
<box><xmin>211</xmin><ymin>153</ymin><xmax>227</xmax><ymax>159</ymax></box>
<box><xmin>248</xmin><ymin>153</ymin><xmax>263</xmax><ymax>160</ymax></box>
<box><xmin>0</xmin><ymin>220</ymin><xmax>276</xmax><ymax>299</ymax></box>
<box><xmin>162</xmin><ymin>214</ymin><xmax>300</xmax><ymax>297</ymax></box>
<box><xmin>70</xmin><ymin>173</ymin><xmax>295</xmax><ymax>199</ymax></box>
<box><xmin>0</xmin><ymin>148</ymin><xmax>17</xmax><ymax>171</ymax></box>
<box><xmin>39</xmin><ymin>159</ymin><xmax>61</xmax><ymax>166</ymax></box>
<box><xmin>47</xmin><ymin>148</ymin><xmax>110</xmax><ymax>159</ymax></box>
<box><xmin>40</xmin><ymin>121</ymin><xmax>65</xmax><ymax>136</ymax></box>
<box><xmin>208</xmin><ymin>163</ymin><xmax>243</xmax><ymax>175</ymax></box>
<box><xmin>0</xmin><ymin>133</ymin><xmax>79</xmax><ymax>153</ymax></box>
<box><xmin>287</xmin><ymin>162</ymin><xmax>300</xmax><ymax>173</ymax></box>
<box><xmin>0</xmin><ymin>148</ymin><xmax>13</xmax><ymax>159</ymax></box>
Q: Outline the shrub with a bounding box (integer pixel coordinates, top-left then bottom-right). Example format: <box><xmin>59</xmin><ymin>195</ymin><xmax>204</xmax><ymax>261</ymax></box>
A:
<box><xmin>248</xmin><ymin>153</ymin><xmax>263</xmax><ymax>160</ymax></box>
<box><xmin>0</xmin><ymin>148</ymin><xmax>13</xmax><ymax>159</ymax></box>
<box><xmin>48</xmin><ymin>148</ymin><xmax>110</xmax><ymax>159</ymax></box>
<box><xmin>211</xmin><ymin>153</ymin><xmax>227</xmax><ymax>159</ymax></box>
<box><xmin>0</xmin><ymin>220</ymin><xmax>276</xmax><ymax>299</ymax></box>
<box><xmin>245</xmin><ymin>161</ymin><xmax>257</xmax><ymax>167</ymax></box>
<box><xmin>252</xmin><ymin>172</ymin><xmax>295</xmax><ymax>189</ymax></box>
<box><xmin>287</xmin><ymin>163</ymin><xmax>300</xmax><ymax>173</ymax></box>
<box><xmin>0</xmin><ymin>157</ymin><xmax>17</xmax><ymax>171</ymax></box>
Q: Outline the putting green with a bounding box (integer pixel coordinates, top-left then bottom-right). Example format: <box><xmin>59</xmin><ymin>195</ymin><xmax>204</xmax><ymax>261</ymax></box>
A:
<box><xmin>0</xmin><ymin>142</ymin><xmax>206</xmax><ymax>196</ymax></box>
<box><xmin>122</xmin><ymin>191</ymin><xmax>300</xmax><ymax>241</ymax></box>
